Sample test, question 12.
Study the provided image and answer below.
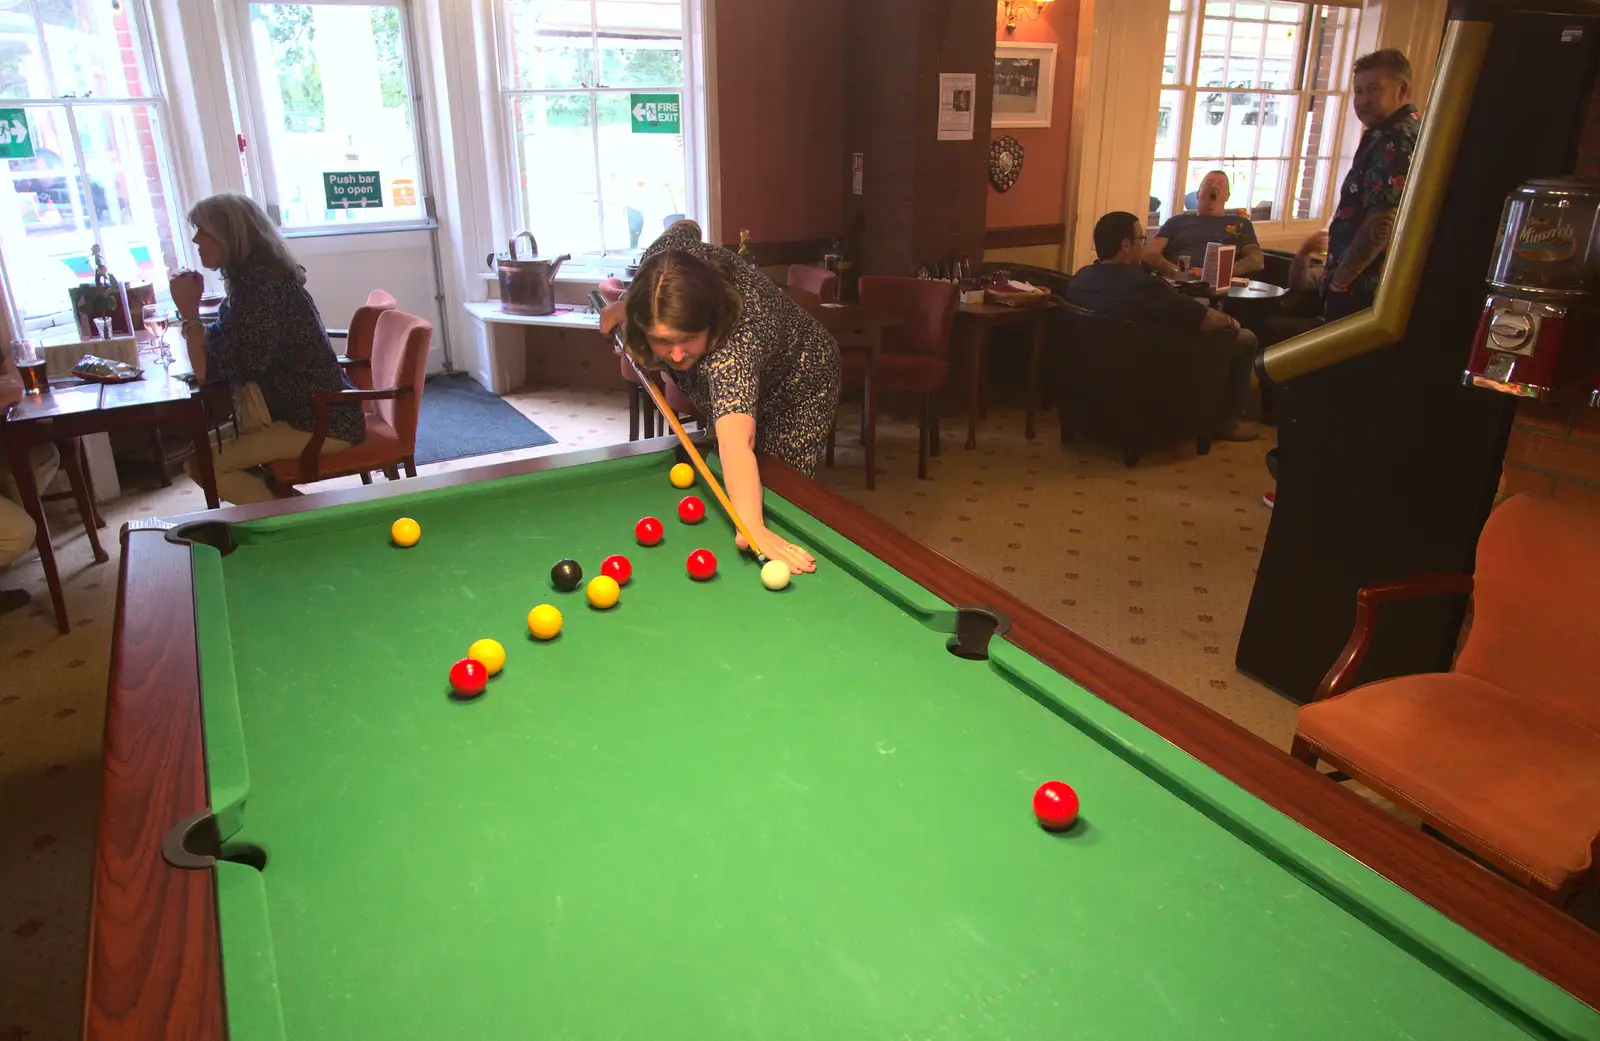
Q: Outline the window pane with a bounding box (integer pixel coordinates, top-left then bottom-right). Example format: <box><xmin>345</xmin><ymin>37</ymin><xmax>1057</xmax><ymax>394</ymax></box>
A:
<box><xmin>1253</xmin><ymin>92</ymin><xmax>1296</xmax><ymax>157</ymax></box>
<box><xmin>1162</xmin><ymin>11</ymin><xmax>1183</xmax><ymax>84</ymax></box>
<box><xmin>1227</xmin><ymin>21</ymin><xmax>1263</xmax><ymax>85</ymax></box>
<box><xmin>1192</xmin><ymin>90</ymin><xmax>1225</xmax><ymax>156</ymax></box>
<box><xmin>248</xmin><ymin>3</ymin><xmax>424</xmax><ymax>228</ymax></box>
<box><xmin>0</xmin><ymin>104</ymin><xmax>180</xmax><ymax>327</ymax></box>
<box><xmin>1305</xmin><ymin>6</ymin><xmax>1344</xmax><ymax>92</ymax></box>
<box><xmin>1268</xmin><ymin>2</ymin><xmax>1302</xmax><ymax>22</ymax></box>
<box><xmin>0</xmin><ymin>2</ymin><xmax>51</xmax><ymax>98</ymax></box>
<box><xmin>596</xmin><ymin>0</ymin><xmax>681</xmax><ymax>88</ymax></box>
<box><xmin>1298</xmin><ymin>91</ymin><xmax>1339</xmax><ymax>164</ymax></box>
<box><xmin>506</xmin><ymin>0</ymin><xmax>594</xmax><ymax>90</ymax></box>
<box><xmin>595</xmin><ymin>91</ymin><xmax>684</xmax><ymax>252</ymax></box>
<box><xmin>1262</xmin><ymin>21</ymin><xmax>1297</xmax><ymax>86</ymax></box>
<box><xmin>1155</xmin><ymin>89</ymin><xmax>1183</xmax><ymax>159</ymax></box>
<box><xmin>1293</xmin><ymin>158</ymin><xmax>1334</xmax><ymax>219</ymax></box>
<box><xmin>598</xmin><ymin>36</ymin><xmax>681</xmax><ymax>89</ymax></box>
<box><xmin>511</xmin><ymin>93</ymin><xmax>599</xmax><ymax>254</ymax></box>
<box><xmin>1150</xmin><ymin>160</ymin><xmax>1176</xmax><ymax>226</ymax></box>
<box><xmin>1224</xmin><ymin>92</ymin><xmax>1259</xmax><ymax>156</ymax></box>
<box><xmin>74</xmin><ymin>105</ymin><xmax>182</xmax><ymax>276</ymax></box>
<box><xmin>40</xmin><ymin>0</ymin><xmax>154</xmax><ymax>98</ymax></box>
<box><xmin>1248</xmin><ymin>160</ymin><xmax>1283</xmax><ymax>218</ymax></box>
<box><xmin>1179</xmin><ymin>163</ymin><xmax>1216</xmax><ymax>212</ymax></box>
<box><xmin>2</xmin><ymin>106</ymin><xmax>91</xmax><ymax>325</ymax></box>
<box><xmin>1197</xmin><ymin>20</ymin><xmax>1228</xmax><ymax>87</ymax></box>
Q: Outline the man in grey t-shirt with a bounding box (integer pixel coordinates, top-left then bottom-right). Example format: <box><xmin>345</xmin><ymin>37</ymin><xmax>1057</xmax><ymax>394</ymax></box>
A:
<box><xmin>1145</xmin><ymin>170</ymin><xmax>1264</xmax><ymax>278</ymax></box>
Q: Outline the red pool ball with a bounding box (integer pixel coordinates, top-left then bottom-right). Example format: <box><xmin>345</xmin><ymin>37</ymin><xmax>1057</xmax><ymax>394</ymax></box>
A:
<box><xmin>601</xmin><ymin>553</ymin><xmax>633</xmax><ymax>584</ymax></box>
<box><xmin>450</xmin><ymin>658</ymin><xmax>489</xmax><ymax>698</ymax></box>
<box><xmin>686</xmin><ymin>548</ymin><xmax>717</xmax><ymax>581</ymax></box>
<box><xmin>635</xmin><ymin>517</ymin><xmax>664</xmax><ymax>546</ymax></box>
<box><xmin>1033</xmin><ymin>780</ymin><xmax>1079</xmax><ymax>831</ymax></box>
<box><xmin>678</xmin><ymin>495</ymin><xmax>706</xmax><ymax>524</ymax></box>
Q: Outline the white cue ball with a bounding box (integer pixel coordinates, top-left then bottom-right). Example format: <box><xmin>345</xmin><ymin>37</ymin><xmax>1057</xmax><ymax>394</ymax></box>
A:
<box><xmin>760</xmin><ymin>559</ymin><xmax>791</xmax><ymax>590</ymax></box>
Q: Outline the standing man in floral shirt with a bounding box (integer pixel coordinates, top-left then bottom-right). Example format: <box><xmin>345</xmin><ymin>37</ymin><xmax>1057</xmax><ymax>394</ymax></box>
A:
<box><xmin>1323</xmin><ymin>48</ymin><xmax>1419</xmax><ymax>322</ymax></box>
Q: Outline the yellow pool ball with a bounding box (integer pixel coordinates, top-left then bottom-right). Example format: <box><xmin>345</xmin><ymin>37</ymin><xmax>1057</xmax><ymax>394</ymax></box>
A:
<box><xmin>390</xmin><ymin>517</ymin><xmax>421</xmax><ymax>547</ymax></box>
<box><xmin>669</xmin><ymin>462</ymin><xmax>695</xmax><ymax>489</ymax></box>
<box><xmin>586</xmin><ymin>575</ymin><xmax>620</xmax><ymax>609</ymax></box>
<box><xmin>467</xmin><ymin>638</ymin><xmax>506</xmax><ymax>676</ymax></box>
<box><xmin>527</xmin><ymin>604</ymin><xmax>563</xmax><ymax>640</ymax></box>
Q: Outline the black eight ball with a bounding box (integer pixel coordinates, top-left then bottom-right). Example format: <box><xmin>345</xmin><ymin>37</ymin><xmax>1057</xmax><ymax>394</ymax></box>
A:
<box><xmin>551</xmin><ymin>558</ymin><xmax>583</xmax><ymax>592</ymax></box>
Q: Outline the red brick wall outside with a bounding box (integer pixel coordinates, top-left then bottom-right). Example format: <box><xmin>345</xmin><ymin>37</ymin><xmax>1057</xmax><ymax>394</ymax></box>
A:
<box><xmin>1498</xmin><ymin>72</ymin><xmax>1600</xmax><ymax>509</ymax></box>
<box><xmin>114</xmin><ymin>8</ymin><xmax>178</xmax><ymax>277</ymax></box>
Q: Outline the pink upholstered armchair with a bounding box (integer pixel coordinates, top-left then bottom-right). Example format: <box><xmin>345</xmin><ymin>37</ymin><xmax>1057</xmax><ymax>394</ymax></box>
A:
<box><xmin>1292</xmin><ymin>494</ymin><xmax>1600</xmax><ymax>904</ymax></box>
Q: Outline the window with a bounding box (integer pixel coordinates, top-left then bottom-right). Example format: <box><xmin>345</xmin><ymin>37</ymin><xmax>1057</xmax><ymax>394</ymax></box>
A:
<box><xmin>498</xmin><ymin>0</ymin><xmax>699</xmax><ymax>265</ymax></box>
<box><xmin>1151</xmin><ymin>0</ymin><xmax>1358</xmax><ymax>234</ymax></box>
<box><xmin>0</xmin><ymin>0</ymin><xmax>185</xmax><ymax>334</ymax></box>
<box><xmin>239</xmin><ymin>1</ymin><xmax>428</xmax><ymax>231</ymax></box>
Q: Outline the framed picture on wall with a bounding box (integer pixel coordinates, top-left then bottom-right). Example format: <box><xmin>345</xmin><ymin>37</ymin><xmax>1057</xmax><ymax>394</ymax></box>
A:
<box><xmin>993</xmin><ymin>42</ymin><xmax>1057</xmax><ymax>129</ymax></box>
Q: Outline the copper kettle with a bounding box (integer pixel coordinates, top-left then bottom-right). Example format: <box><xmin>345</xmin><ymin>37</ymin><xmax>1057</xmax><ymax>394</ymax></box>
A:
<box><xmin>489</xmin><ymin>232</ymin><xmax>571</xmax><ymax>316</ymax></box>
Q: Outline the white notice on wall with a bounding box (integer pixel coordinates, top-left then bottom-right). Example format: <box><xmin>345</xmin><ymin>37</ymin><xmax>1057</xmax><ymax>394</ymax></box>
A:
<box><xmin>938</xmin><ymin>73</ymin><xmax>976</xmax><ymax>141</ymax></box>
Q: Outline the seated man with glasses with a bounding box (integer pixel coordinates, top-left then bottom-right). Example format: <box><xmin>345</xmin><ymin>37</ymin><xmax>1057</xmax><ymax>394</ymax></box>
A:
<box><xmin>1066</xmin><ymin>211</ymin><xmax>1259</xmax><ymax>442</ymax></box>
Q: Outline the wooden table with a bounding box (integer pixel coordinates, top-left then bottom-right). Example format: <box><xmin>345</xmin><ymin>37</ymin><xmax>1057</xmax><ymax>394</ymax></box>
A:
<box><xmin>952</xmin><ymin>299</ymin><xmax>1058</xmax><ymax>450</ymax></box>
<box><xmin>0</xmin><ymin>345</ymin><xmax>219</xmax><ymax>633</ymax></box>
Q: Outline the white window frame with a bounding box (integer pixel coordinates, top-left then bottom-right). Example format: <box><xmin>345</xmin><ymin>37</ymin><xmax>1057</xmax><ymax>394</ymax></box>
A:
<box><xmin>0</xmin><ymin>0</ymin><xmax>187</xmax><ymax>334</ymax></box>
<box><xmin>492</xmin><ymin>0</ymin><xmax>710</xmax><ymax>277</ymax></box>
<box><xmin>1154</xmin><ymin>0</ymin><xmax>1361</xmax><ymax>245</ymax></box>
<box><xmin>230</xmin><ymin>0</ymin><xmax>438</xmax><ymax>237</ymax></box>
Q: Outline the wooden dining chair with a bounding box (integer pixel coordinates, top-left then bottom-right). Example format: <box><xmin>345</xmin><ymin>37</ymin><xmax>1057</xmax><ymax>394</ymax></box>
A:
<box><xmin>834</xmin><ymin>276</ymin><xmax>958</xmax><ymax>481</ymax></box>
<box><xmin>327</xmin><ymin>289</ymin><xmax>398</xmax><ymax>392</ymax></box>
<box><xmin>786</xmin><ymin>265</ymin><xmax>838</xmax><ymax>303</ymax></box>
<box><xmin>264</xmin><ymin>308</ymin><xmax>432</xmax><ymax>494</ymax></box>
<box><xmin>602</xmin><ymin>276</ymin><xmax>704</xmax><ymax>440</ymax></box>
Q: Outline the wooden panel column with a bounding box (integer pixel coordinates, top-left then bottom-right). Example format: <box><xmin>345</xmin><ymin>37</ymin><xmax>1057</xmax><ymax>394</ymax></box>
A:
<box><xmin>843</xmin><ymin>0</ymin><xmax>997</xmax><ymax>276</ymax></box>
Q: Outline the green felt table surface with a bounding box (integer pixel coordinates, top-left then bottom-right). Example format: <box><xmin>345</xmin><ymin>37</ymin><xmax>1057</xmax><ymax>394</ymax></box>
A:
<box><xmin>189</xmin><ymin>451</ymin><xmax>1599</xmax><ymax>1041</ymax></box>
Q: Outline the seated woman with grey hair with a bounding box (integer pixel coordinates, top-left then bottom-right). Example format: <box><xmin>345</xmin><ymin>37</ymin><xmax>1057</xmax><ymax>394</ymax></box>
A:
<box><xmin>170</xmin><ymin>192</ymin><xmax>364</xmax><ymax>504</ymax></box>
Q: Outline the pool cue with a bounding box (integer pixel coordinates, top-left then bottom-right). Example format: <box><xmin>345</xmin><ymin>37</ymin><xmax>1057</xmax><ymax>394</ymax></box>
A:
<box><xmin>591</xmin><ymin>291</ymin><xmax>767</xmax><ymax>562</ymax></box>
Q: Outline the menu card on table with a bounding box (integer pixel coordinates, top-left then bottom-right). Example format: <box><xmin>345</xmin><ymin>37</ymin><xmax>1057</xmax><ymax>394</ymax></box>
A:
<box><xmin>1203</xmin><ymin>243</ymin><xmax>1235</xmax><ymax>290</ymax></box>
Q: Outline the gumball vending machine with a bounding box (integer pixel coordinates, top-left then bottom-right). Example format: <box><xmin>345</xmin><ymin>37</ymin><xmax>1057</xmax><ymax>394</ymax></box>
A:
<box><xmin>1464</xmin><ymin>177</ymin><xmax>1600</xmax><ymax>399</ymax></box>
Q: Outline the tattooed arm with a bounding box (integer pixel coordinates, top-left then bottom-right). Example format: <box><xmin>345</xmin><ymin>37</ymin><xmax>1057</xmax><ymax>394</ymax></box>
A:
<box><xmin>1328</xmin><ymin>207</ymin><xmax>1397</xmax><ymax>294</ymax></box>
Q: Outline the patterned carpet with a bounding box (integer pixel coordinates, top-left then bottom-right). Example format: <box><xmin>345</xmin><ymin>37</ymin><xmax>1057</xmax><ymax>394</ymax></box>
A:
<box><xmin>0</xmin><ymin>386</ymin><xmax>1290</xmax><ymax>1038</ymax></box>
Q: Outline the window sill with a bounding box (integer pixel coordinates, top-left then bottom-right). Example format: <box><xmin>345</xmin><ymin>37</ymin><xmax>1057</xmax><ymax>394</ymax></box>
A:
<box><xmin>283</xmin><ymin>219</ymin><xmax>438</xmax><ymax>239</ymax></box>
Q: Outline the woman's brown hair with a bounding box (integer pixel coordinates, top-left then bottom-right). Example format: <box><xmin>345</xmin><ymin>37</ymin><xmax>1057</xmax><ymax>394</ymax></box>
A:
<box><xmin>621</xmin><ymin>249</ymin><xmax>743</xmax><ymax>370</ymax></box>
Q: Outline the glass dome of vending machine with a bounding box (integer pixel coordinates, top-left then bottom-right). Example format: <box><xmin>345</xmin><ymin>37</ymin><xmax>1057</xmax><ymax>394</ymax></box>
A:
<box><xmin>1465</xmin><ymin>177</ymin><xmax>1600</xmax><ymax>399</ymax></box>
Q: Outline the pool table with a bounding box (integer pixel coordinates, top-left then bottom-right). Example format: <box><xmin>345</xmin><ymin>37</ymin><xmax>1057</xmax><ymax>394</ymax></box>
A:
<box><xmin>89</xmin><ymin>438</ymin><xmax>1600</xmax><ymax>1040</ymax></box>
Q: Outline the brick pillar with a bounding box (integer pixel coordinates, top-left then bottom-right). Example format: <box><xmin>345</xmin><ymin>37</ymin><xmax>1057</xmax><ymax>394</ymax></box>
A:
<box><xmin>114</xmin><ymin>7</ymin><xmax>179</xmax><ymax>277</ymax></box>
<box><xmin>842</xmin><ymin>0</ymin><xmax>996</xmax><ymax>277</ymax></box>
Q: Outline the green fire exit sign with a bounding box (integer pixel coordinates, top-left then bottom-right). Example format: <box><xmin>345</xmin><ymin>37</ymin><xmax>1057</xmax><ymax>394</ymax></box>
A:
<box><xmin>629</xmin><ymin>94</ymin><xmax>681</xmax><ymax>134</ymax></box>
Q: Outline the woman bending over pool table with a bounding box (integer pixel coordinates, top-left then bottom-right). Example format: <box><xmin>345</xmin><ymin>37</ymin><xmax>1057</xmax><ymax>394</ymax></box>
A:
<box><xmin>600</xmin><ymin>220</ymin><xmax>840</xmax><ymax>574</ymax></box>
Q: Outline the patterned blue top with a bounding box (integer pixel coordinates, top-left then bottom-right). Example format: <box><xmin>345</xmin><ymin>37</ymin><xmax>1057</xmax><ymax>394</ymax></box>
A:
<box><xmin>204</xmin><ymin>271</ymin><xmax>365</xmax><ymax>445</ymax></box>
<box><xmin>1325</xmin><ymin>104</ymin><xmax>1420</xmax><ymax>302</ymax></box>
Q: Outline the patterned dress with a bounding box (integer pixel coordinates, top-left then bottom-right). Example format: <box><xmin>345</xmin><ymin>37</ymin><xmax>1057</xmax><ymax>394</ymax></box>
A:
<box><xmin>639</xmin><ymin>224</ymin><xmax>840</xmax><ymax>476</ymax></box>
<box><xmin>204</xmin><ymin>270</ymin><xmax>365</xmax><ymax>445</ymax></box>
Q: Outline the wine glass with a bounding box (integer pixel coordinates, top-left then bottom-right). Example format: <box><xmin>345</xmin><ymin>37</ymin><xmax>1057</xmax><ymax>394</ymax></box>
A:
<box><xmin>142</xmin><ymin>304</ymin><xmax>174</xmax><ymax>366</ymax></box>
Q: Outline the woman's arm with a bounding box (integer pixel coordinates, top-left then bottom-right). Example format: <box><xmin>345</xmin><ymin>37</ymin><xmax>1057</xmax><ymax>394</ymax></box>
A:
<box><xmin>713</xmin><ymin>412</ymin><xmax>815</xmax><ymax>574</ymax></box>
